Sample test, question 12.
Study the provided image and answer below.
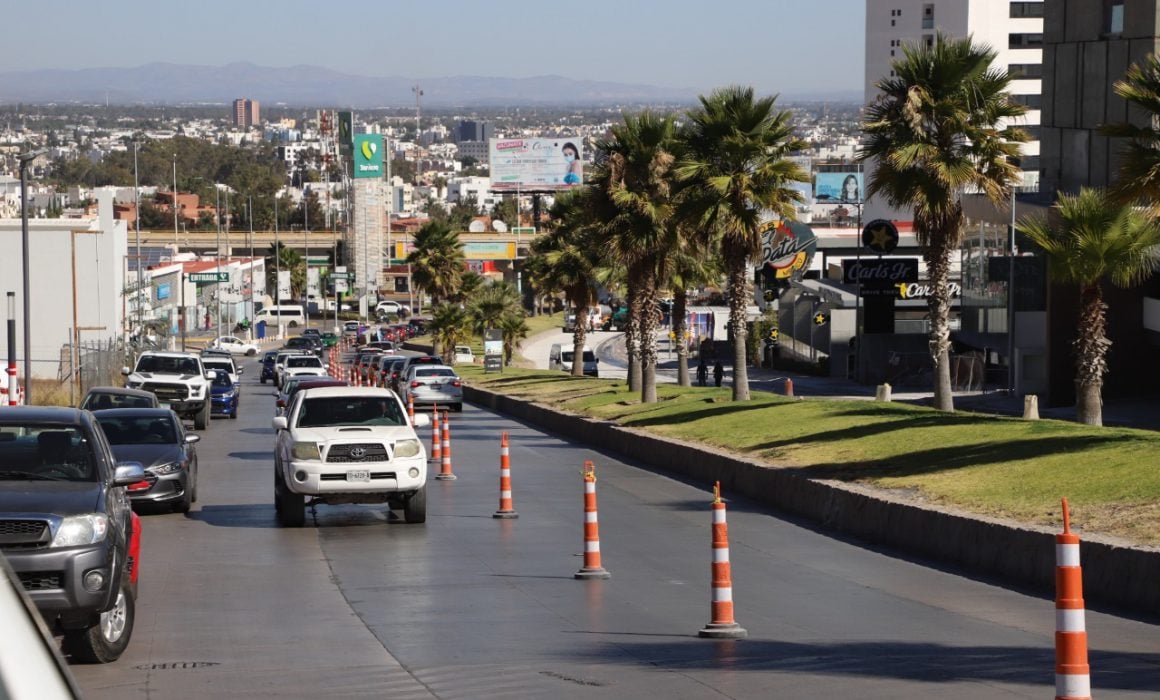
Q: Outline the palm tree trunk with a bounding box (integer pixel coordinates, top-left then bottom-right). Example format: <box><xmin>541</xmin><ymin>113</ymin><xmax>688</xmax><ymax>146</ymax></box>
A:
<box><xmin>625</xmin><ymin>285</ymin><xmax>641</xmax><ymax>392</ymax></box>
<box><xmin>638</xmin><ymin>273</ymin><xmax>659</xmax><ymax>403</ymax></box>
<box><xmin>924</xmin><ymin>238</ymin><xmax>955</xmax><ymax>412</ymax></box>
<box><xmin>674</xmin><ymin>288</ymin><xmax>690</xmax><ymax>386</ymax></box>
<box><xmin>1074</xmin><ymin>284</ymin><xmax>1109</xmax><ymax>426</ymax></box>
<box><xmin>726</xmin><ymin>259</ymin><xmax>750</xmax><ymax>401</ymax></box>
<box><xmin>573</xmin><ymin>302</ymin><xmax>588</xmax><ymax>377</ymax></box>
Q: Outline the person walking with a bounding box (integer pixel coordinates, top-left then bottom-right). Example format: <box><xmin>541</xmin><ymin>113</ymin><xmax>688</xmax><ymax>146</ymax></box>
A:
<box><xmin>696</xmin><ymin>359</ymin><xmax>708</xmax><ymax>387</ymax></box>
<box><xmin>713</xmin><ymin>360</ymin><xmax>724</xmax><ymax>387</ymax></box>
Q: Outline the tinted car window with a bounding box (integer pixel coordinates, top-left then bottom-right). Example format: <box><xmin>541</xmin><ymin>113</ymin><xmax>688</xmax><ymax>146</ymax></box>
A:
<box><xmin>0</xmin><ymin>424</ymin><xmax>97</xmax><ymax>481</ymax></box>
<box><xmin>288</xmin><ymin>357</ymin><xmax>322</xmax><ymax>368</ymax></box>
<box><xmin>296</xmin><ymin>397</ymin><xmax>406</xmax><ymax>428</ymax></box>
<box><xmin>415</xmin><ymin>368</ymin><xmax>456</xmax><ymax>378</ymax></box>
<box><xmin>97</xmin><ymin>416</ymin><xmax>177</xmax><ymax>445</ymax></box>
<box><xmin>136</xmin><ymin>356</ymin><xmax>200</xmax><ymax>374</ymax></box>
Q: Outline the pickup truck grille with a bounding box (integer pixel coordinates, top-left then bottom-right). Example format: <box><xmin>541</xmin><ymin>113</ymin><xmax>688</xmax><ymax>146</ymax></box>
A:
<box><xmin>18</xmin><ymin>571</ymin><xmax>63</xmax><ymax>591</ymax></box>
<box><xmin>0</xmin><ymin>519</ymin><xmax>50</xmax><ymax>550</ymax></box>
<box><xmin>325</xmin><ymin>443</ymin><xmax>389</xmax><ymax>463</ymax></box>
<box><xmin>142</xmin><ymin>382</ymin><xmax>190</xmax><ymax>401</ymax></box>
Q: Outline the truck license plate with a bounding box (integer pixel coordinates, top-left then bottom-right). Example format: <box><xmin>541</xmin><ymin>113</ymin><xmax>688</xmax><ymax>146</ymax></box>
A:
<box><xmin>346</xmin><ymin>470</ymin><xmax>371</xmax><ymax>483</ymax></box>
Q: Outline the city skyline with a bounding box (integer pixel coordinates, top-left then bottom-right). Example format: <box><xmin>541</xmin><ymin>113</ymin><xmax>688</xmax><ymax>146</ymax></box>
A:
<box><xmin>2</xmin><ymin>0</ymin><xmax>866</xmax><ymax>97</ymax></box>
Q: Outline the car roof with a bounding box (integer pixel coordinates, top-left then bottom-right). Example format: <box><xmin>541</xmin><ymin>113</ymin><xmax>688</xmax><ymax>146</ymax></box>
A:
<box><xmin>83</xmin><ymin>386</ymin><xmax>156</xmax><ymax>398</ymax></box>
<box><xmin>0</xmin><ymin>405</ymin><xmax>88</xmax><ymax>423</ymax></box>
<box><xmin>291</xmin><ymin>379</ymin><xmax>348</xmax><ymax>390</ymax></box>
<box><xmin>138</xmin><ymin>351</ymin><xmax>199</xmax><ymax>358</ymax></box>
<box><xmin>298</xmin><ymin>386</ymin><xmax>396</xmax><ymax>399</ymax></box>
<box><xmin>92</xmin><ymin>408</ymin><xmax>177</xmax><ymax>419</ymax></box>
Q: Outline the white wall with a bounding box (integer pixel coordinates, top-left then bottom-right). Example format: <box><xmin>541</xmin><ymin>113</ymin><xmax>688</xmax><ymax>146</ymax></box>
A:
<box><xmin>0</xmin><ymin>188</ymin><xmax>127</xmax><ymax>378</ymax></box>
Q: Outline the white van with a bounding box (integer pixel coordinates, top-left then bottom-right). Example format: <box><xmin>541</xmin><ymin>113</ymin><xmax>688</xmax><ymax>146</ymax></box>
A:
<box><xmin>549</xmin><ymin>344</ymin><xmax>599</xmax><ymax>377</ymax></box>
<box><xmin>255</xmin><ymin>304</ymin><xmax>306</xmax><ymax>328</ymax></box>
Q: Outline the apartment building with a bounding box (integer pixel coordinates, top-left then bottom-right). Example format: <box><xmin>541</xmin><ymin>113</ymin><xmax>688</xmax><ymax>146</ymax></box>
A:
<box><xmin>864</xmin><ymin>0</ymin><xmax>1044</xmax><ymax>222</ymax></box>
<box><xmin>232</xmin><ymin>98</ymin><xmax>260</xmax><ymax>128</ymax></box>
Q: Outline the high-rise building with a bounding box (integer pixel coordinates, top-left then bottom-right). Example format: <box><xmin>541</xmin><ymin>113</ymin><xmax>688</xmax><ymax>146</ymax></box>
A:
<box><xmin>232</xmin><ymin>99</ymin><xmax>261</xmax><ymax>128</ymax></box>
<box><xmin>864</xmin><ymin>0</ymin><xmax>1044</xmax><ymax>221</ymax></box>
<box><xmin>455</xmin><ymin>120</ymin><xmax>493</xmax><ymax>144</ymax></box>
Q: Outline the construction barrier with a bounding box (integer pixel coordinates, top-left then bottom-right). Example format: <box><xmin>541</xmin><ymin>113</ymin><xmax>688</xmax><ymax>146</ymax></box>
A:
<box><xmin>1055</xmin><ymin>498</ymin><xmax>1091</xmax><ymax>700</ymax></box>
<box><xmin>574</xmin><ymin>461</ymin><xmax>610</xmax><ymax>579</ymax></box>
<box><xmin>435</xmin><ymin>411</ymin><xmax>456</xmax><ymax>480</ymax></box>
<box><xmin>493</xmin><ymin>431</ymin><xmax>518</xmax><ymax>519</ymax></box>
<box><xmin>699</xmin><ymin>481</ymin><xmax>746</xmax><ymax>639</ymax></box>
<box><xmin>430</xmin><ymin>406</ymin><xmax>441</xmax><ymax>462</ymax></box>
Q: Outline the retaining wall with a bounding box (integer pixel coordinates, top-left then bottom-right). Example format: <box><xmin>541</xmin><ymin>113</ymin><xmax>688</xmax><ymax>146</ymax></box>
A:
<box><xmin>465</xmin><ymin>385</ymin><xmax>1160</xmax><ymax>614</ymax></box>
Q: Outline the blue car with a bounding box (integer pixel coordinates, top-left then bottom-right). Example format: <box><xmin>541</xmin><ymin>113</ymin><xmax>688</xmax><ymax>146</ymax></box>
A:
<box><xmin>209</xmin><ymin>370</ymin><xmax>239</xmax><ymax>419</ymax></box>
<box><xmin>260</xmin><ymin>350</ymin><xmax>277</xmax><ymax>384</ymax></box>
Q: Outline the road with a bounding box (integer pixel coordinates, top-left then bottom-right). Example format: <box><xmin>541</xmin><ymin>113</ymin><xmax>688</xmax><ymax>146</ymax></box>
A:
<box><xmin>70</xmin><ymin>349</ymin><xmax>1160</xmax><ymax>698</ymax></box>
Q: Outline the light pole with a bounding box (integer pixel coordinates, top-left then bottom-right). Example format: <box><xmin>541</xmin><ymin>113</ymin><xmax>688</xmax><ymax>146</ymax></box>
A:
<box><xmin>133</xmin><ymin>140</ymin><xmax>143</xmax><ymax>342</ymax></box>
<box><xmin>172</xmin><ymin>153</ymin><xmax>179</xmax><ymax>255</ymax></box>
<box><xmin>275</xmin><ymin>194</ymin><xmax>281</xmax><ymax>313</ymax></box>
<box><xmin>247</xmin><ymin>196</ymin><xmax>255</xmax><ymax>340</ymax></box>
<box><xmin>304</xmin><ymin>190</ymin><xmax>310</xmax><ymax>331</ymax></box>
<box><xmin>215</xmin><ymin>184</ymin><xmax>222</xmax><ymax>338</ymax></box>
<box><xmin>18</xmin><ymin>150</ymin><xmax>43</xmax><ymax>403</ymax></box>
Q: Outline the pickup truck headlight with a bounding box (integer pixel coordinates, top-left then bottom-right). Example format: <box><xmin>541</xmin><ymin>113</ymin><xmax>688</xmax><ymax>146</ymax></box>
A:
<box><xmin>148</xmin><ymin>462</ymin><xmax>183</xmax><ymax>476</ymax></box>
<box><xmin>126</xmin><ymin>380</ymin><xmax>143</xmax><ymax>389</ymax></box>
<box><xmin>394</xmin><ymin>439</ymin><xmax>421</xmax><ymax>458</ymax></box>
<box><xmin>291</xmin><ymin>442</ymin><xmax>321</xmax><ymax>460</ymax></box>
<box><xmin>51</xmin><ymin>514</ymin><xmax>109</xmax><ymax>548</ymax></box>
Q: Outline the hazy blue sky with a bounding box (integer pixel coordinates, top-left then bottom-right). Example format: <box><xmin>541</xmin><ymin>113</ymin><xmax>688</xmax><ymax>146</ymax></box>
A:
<box><xmin>5</xmin><ymin>0</ymin><xmax>865</xmax><ymax>95</ymax></box>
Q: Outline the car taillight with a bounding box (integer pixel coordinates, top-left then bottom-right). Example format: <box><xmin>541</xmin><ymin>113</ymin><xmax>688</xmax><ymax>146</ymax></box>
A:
<box><xmin>410</xmin><ymin>380</ymin><xmax>420</xmax><ymax>388</ymax></box>
<box><xmin>451</xmin><ymin>380</ymin><xmax>461</xmax><ymax>387</ymax></box>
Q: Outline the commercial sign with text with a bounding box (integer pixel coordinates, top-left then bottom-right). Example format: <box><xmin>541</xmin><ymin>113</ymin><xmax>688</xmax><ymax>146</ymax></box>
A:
<box><xmin>353</xmin><ymin>134</ymin><xmax>383</xmax><ymax>179</ymax></box>
<box><xmin>842</xmin><ymin>258</ymin><xmax>919</xmax><ymax>296</ymax></box>
<box><xmin>489</xmin><ymin>137</ymin><xmax>584</xmax><ymax>191</ymax></box>
<box><xmin>760</xmin><ymin>221</ymin><xmax>817</xmax><ymax>280</ymax></box>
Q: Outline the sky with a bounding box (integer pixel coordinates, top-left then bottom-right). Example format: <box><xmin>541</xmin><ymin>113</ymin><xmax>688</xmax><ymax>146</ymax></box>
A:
<box><xmin>4</xmin><ymin>0</ymin><xmax>865</xmax><ymax>96</ymax></box>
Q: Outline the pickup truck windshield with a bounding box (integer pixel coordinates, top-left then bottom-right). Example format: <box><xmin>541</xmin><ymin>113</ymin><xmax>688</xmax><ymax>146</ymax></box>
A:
<box><xmin>0</xmin><ymin>424</ymin><xmax>97</xmax><ymax>481</ymax></box>
<box><xmin>296</xmin><ymin>397</ymin><xmax>406</xmax><ymax>428</ymax></box>
<box><xmin>135</xmin><ymin>356</ymin><xmax>201</xmax><ymax>374</ymax></box>
<box><xmin>288</xmin><ymin>357</ymin><xmax>322</xmax><ymax>368</ymax></box>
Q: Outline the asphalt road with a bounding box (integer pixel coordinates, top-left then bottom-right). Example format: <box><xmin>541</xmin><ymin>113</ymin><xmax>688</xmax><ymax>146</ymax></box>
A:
<box><xmin>70</xmin><ymin>350</ymin><xmax>1160</xmax><ymax>698</ymax></box>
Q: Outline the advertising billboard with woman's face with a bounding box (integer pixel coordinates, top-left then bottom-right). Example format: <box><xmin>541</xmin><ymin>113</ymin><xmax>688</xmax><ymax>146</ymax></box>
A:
<box><xmin>814</xmin><ymin>172</ymin><xmax>863</xmax><ymax>203</ymax></box>
<box><xmin>489</xmin><ymin>138</ymin><xmax>583</xmax><ymax>191</ymax></box>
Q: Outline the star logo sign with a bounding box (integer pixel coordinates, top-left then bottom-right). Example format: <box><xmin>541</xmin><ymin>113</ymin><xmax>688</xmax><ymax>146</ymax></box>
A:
<box><xmin>868</xmin><ymin>224</ymin><xmax>893</xmax><ymax>249</ymax></box>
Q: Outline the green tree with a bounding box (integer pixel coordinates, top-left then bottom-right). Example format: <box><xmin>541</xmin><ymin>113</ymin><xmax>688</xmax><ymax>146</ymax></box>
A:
<box><xmin>1105</xmin><ymin>54</ymin><xmax>1160</xmax><ymax>205</ymax></box>
<box><xmin>265</xmin><ymin>242</ymin><xmax>306</xmax><ymax>301</ymax></box>
<box><xmin>468</xmin><ymin>282</ymin><xmax>522</xmax><ymax>336</ymax></box>
<box><xmin>428</xmin><ymin>303</ymin><xmax>472</xmax><ymax>364</ymax></box>
<box><xmin>665</xmin><ymin>236</ymin><xmax>722</xmax><ymax>386</ymax></box>
<box><xmin>498</xmin><ymin>312</ymin><xmax>530</xmax><ymax>365</ymax></box>
<box><xmin>677</xmin><ymin>85</ymin><xmax>808</xmax><ymax>401</ymax></box>
<box><xmin>448</xmin><ymin>193</ymin><xmax>481</xmax><ymax>231</ymax></box>
<box><xmin>1016</xmin><ymin>188</ymin><xmax>1160</xmax><ymax>425</ymax></box>
<box><xmin>858</xmin><ymin>33</ymin><xmax>1027</xmax><ymax>411</ymax></box>
<box><xmin>406</xmin><ymin>220</ymin><xmax>466</xmax><ymax>309</ymax></box>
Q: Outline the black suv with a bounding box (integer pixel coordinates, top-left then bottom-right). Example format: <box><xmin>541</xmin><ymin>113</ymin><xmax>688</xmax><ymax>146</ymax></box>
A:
<box><xmin>284</xmin><ymin>335</ymin><xmax>321</xmax><ymax>357</ymax></box>
<box><xmin>0</xmin><ymin>407</ymin><xmax>146</xmax><ymax>663</ymax></box>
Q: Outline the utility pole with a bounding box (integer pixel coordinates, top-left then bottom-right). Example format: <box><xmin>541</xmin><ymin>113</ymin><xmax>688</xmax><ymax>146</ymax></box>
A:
<box><xmin>275</xmin><ymin>193</ymin><xmax>281</xmax><ymax>336</ymax></box>
<box><xmin>172</xmin><ymin>153</ymin><xmax>179</xmax><ymax>255</ymax></box>
<box><xmin>133</xmin><ymin>141</ymin><xmax>143</xmax><ymax>342</ymax></box>
<box><xmin>247</xmin><ymin>197</ymin><xmax>255</xmax><ymax>340</ymax></box>
<box><xmin>215</xmin><ymin>184</ymin><xmax>222</xmax><ymax>338</ymax></box>
<box><xmin>412</xmin><ymin>84</ymin><xmax>423</xmax><ymax>184</ymax></box>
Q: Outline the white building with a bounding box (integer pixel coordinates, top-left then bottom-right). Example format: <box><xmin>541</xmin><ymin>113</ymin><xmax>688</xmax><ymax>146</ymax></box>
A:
<box><xmin>446</xmin><ymin>176</ymin><xmax>497</xmax><ymax>209</ymax></box>
<box><xmin>864</xmin><ymin>0</ymin><xmax>1043</xmax><ymax>220</ymax></box>
<box><xmin>0</xmin><ymin>188</ymin><xmax>128</xmax><ymax>378</ymax></box>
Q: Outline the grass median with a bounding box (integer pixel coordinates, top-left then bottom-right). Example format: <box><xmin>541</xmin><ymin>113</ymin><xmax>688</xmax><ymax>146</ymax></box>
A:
<box><xmin>460</xmin><ymin>366</ymin><xmax>1160</xmax><ymax>547</ymax></box>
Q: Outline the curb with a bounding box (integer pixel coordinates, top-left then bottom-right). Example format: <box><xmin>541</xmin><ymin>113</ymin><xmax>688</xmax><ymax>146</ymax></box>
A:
<box><xmin>463</xmin><ymin>384</ymin><xmax>1160</xmax><ymax>614</ymax></box>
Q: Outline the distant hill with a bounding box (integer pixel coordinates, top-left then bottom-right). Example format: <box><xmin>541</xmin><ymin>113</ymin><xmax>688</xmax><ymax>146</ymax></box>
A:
<box><xmin>0</xmin><ymin>62</ymin><xmax>702</xmax><ymax>107</ymax></box>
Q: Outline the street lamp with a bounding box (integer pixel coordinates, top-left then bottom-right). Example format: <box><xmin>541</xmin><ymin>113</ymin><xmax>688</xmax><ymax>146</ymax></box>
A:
<box><xmin>172</xmin><ymin>153</ymin><xmax>179</xmax><ymax>255</ymax></box>
<box><xmin>133</xmin><ymin>140</ymin><xmax>143</xmax><ymax>344</ymax></box>
<box><xmin>18</xmin><ymin>149</ymin><xmax>45</xmax><ymax>404</ymax></box>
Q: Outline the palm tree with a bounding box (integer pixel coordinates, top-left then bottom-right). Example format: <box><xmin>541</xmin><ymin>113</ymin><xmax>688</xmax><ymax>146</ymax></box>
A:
<box><xmin>677</xmin><ymin>85</ymin><xmax>808</xmax><ymax>401</ymax></box>
<box><xmin>265</xmin><ymin>242</ymin><xmax>305</xmax><ymax>300</ymax></box>
<box><xmin>406</xmin><ymin>220</ymin><xmax>465</xmax><ymax>308</ymax></box>
<box><xmin>498</xmin><ymin>312</ymin><xmax>530</xmax><ymax>365</ymax></box>
<box><xmin>469</xmin><ymin>281</ymin><xmax>522</xmax><ymax>336</ymax></box>
<box><xmin>1105</xmin><ymin>54</ymin><xmax>1160</xmax><ymax>206</ymax></box>
<box><xmin>593</xmin><ymin>111</ymin><xmax>679</xmax><ymax>402</ymax></box>
<box><xmin>427</xmin><ymin>303</ymin><xmax>472</xmax><ymax>365</ymax></box>
<box><xmin>530</xmin><ymin>191</ymin><xmax>603</xmax><ymax>376</ymax></box>
<box><xmin>665</xmin><ymin>236</ymin><xmax>722</xmax><ymax>386</ymax></box>
<box><xmin>1016</xmin><ymin>188</ymin><xmax>1160</xmax><ymax>425</ymax></box>
<box><xmin>859</xmin><ymin>33</ymin><xmax>1027</xmax><ymax>411</ymax></box>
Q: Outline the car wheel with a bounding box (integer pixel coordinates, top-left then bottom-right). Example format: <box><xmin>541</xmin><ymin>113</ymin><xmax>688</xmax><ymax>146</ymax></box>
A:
<box><xmin>289</xmin><ymin>320</ymin><xmax>299</xmax><ymax>328</ymax></box>
<box><xmin>191</xmin><ymin>465</ymin><xmax>198</xmax><ymax>503</ymax></box>
<box><xmin>454</xmin><ymin>403</ymin><xmax>463</xmax><ymax>413</ymax></box>
<box><xmin>403</xmin><ymin>486</ymin><xmax>427</xmax><ymax>524</ymax></box>
<box><xmin>63</xmin><ymin>574</ymin><xmax>134</xmax><ymax>663</ymax></box>
<box><xmin>230</xmin><ymin>408</ymin><xmax>237</xmax><ymax>419</ymax></box>
<box><xmin>194</xmin><ymin>402</ymin><xmax>209</xmax><ymax>431</ymax></box>
<box><xmin>275</xmin><ymin>471</ymin><xmax>305</xmax><ymax>526</ymax></box>
<box><xmin>246</xmin><ymin>348</ymin><xmax>257</xmax><ymax>356</ymax></box>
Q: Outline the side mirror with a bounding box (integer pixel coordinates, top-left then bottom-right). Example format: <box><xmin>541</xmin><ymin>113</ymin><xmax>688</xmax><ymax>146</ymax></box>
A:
<box><xmin>121</xmin><ymin>367</ymin><xmax>131</xmax><ymax>376</ymax></box>
<box><xmin>238</xmin><ymin>366</ymin><xmax>245</xmax><ymax>374</ymax></box>
<box><xmin>412</xmin><ymin>413</ymin><xmax>431</xmax><ymax>428</ymax></box>
<box><xmin>185</xmin><ymin>434</ymin><xmax>201</xmax><ymax>444</ymax></box>
<box><xmin>204</xmin><ymin>372</ymin><xmax>216</xmax><ymax>380</ymax></box>
<box><xmin>113</xmin><ymin>462</ymin><xmax>147</xmax><ymax>487</ymax></box>
<box><xmin>272</xmin><ymin>416</ymin><xmax>288</xmax><ymax>431</ymax></box>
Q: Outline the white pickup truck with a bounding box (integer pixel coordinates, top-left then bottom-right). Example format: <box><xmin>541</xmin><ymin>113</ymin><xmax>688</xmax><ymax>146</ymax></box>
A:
<box><xmin>123</xmin><ymin>352</ymin><xmax>214</xmax><ymax>430</ymax></box>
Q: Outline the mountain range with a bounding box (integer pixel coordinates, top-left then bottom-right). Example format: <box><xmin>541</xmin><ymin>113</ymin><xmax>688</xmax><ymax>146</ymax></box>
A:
<box><xmin>0</xmin><ymin>62</ymin><xmax>861</xmax><ymax>107</ymax></box>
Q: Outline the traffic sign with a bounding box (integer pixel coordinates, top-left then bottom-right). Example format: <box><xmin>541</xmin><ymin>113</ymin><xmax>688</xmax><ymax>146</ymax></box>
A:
<box><xmin>330</xmin><ymin>272</ymin><xmax>354</xmax><ymax>280</ymax></box>
<box><xmin>187</xmin><ymin>272</ymin><xmax>229</xmax><ymax>283</ymax></box>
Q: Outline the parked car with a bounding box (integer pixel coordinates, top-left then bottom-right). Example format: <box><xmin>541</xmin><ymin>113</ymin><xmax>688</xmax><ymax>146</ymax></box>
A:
<box><xmin>0</xmin><ymin>406</ymin><xmax>145</xmax><ymax>663</ymax></box>
<box><xmin>401</xmin><ymin>364</ymin><xmax>463</xmax><ymax>412</ymax></box>
<box><xmin>271</xmin><ymin>387</ymin><xmax>431</xmax><ymax>526</ymax></box>
<box><xmin>374</xmin><ymin>300</ymin><xmax>410</xmax><ymax>318</ymax></box>
<box><xmin>0</xmin><ymin>554</ymin><xmax>84</xmax><ymax>695</ymax></box>
<box><xmin>260</xmin><ymin>350</ymin><xmax>278</xmax><ymax>385</ymax></box>
<box><xmin>549</xmin><ymin>344</ymin><xmax>599</xmax><ymax>377</ymax></box>
<box><xmin>209</xmin><ymin>370</ymin><xmax>240</xmax><ymax>419</ymax></box>
<box><xmin>80</xmin><ymin>387</ymin><xmax>160</xmax><ymax>411</ymax></box>
<box><xmin>209</xmin><ymin>335</ymin><xmax>260</xmax><ymax>356</ymax></box>
<box><xmin>93</xmin><ymin>408</ymin><xmax>200</xmax><ymax>513</ymax></box>
<box><xmin>453</xmin><ymin>346</ymin><xmax>475</xmax><ymax>365</ymax></box>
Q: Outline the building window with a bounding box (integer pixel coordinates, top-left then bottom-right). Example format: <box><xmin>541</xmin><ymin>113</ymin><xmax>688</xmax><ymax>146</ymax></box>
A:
<box><xmin>892</xmin><ymin>19</ymin><xmax>896</xmax><ymax>26</ymax></box>
<box><xmin>1008</xmin><ymin>63</ymin><xmax>1043</xmax><ymax>79</ymax></box>
<box><xmin>1010</xmin><ymin>2</ymin><xmax>1045</xmax><ymax>18</ymax></box>
<box><xmin>924</xmin><ymin>34</ymin><xmax>934</xmax><ymax>48</ymax></box>
<box><xmin>1107</xmin><ymin>1</ymin><xmax>1125</xmax><ymax>33</ymax></box>
<box><xmin>922</xmin><ymin>3</ymin><xmax>935</xmax><ymax>28</ymax></box>
<box><xmin>1011</xmin><ymin>94</ymin><xmax>1042</xmax><ymax>109</ymax></box>
<box><xmin>1009</xmin><ymin>33</ymin><xmax>1044</xmax><ymax>48</ymax></box>
<box><xmin>891</xmin><ymin>50</ymin><xmax>895</xmax><ymax>57</ymax></box>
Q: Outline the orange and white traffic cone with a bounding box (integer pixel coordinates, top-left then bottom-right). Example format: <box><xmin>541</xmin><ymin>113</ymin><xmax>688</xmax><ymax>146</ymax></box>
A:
<box><xmin>574</xmin><ymin>461</ymin><xmax>610</xmax><ymax>579</ymax></box>
<box><xmin>429</xmin><ymin>406</ymin><xmax>441</xmax><ymax>463</ymax></box>
<box><xmin>1055</xmin><ymin>498</ymin><xmax>1091</xmax><ymax>700</ymax></box>
<box><xmin>435</xmin><ymin>411</ymin><xmax>456</xmax><ymax>480</ymax></box>
<box><xmin>407</xmin><ymin>394</ymin><xmax>415</xmax><ymax>426</ymax></box>
<box><xmin>699</xmin><ymin>481</ymin><xmax>746</xmax><ymax>639</ymax></box>
<box><xmin>493</xmin><ymin>432</ymin><xmax>518</xmax><ymax>519</ymax></box>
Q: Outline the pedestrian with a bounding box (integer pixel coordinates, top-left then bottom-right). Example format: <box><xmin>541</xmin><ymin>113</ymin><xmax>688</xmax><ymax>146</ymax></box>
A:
<box><xmin>696</xmin><ymin>359</ymin><xmax>708</xmax><ymax>387</ymax></box>
<box><xmin>713</xmin><ymin>360</ymin><xmax>724</xmax><ymax>387</ymax></box>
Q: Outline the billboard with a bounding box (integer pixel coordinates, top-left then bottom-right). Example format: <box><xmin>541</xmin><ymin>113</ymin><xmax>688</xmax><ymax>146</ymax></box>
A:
<box><xmin>353</xmin><ymin>134</ymin><xmax>383</xmax><ymax>179</ymax></box>
<box><xmin>760</xmin><ymin>221</ymin><xmax>817</xmax><ymax>280</ymax></box>
<box><xmin>489</xmin><ymin>138</ymin><xmax>583</xmax><ymax>191</ymax></box>
<box><xmin>814</xmin><ymin>172</ymin><xmax>863</xmax><ymax>203</ymax></box>
<box><xmin>338</xmin><ymin>111</ymin><xmax>353</xmax><ymax>151</ymax></box>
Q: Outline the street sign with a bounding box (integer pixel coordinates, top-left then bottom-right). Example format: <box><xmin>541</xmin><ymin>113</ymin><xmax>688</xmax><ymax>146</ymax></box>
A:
<box><xmin>330</xmin><ymin>272</ymin><xmax>354</xmax><ymax>280</ymax></box>
<box><xmin>862</xmin><ymin>219</ymin><xmax>900</xmax><ymax>254</ymax></box>
<box><xmin>188</xmin><ymin>272</ymin><xmax>229</xmax><ymax>283</ymax></box>
<box><xmin>813</xmin><ymin>313</ymin><xmax>828</xmax><ymax>326</ymax></box>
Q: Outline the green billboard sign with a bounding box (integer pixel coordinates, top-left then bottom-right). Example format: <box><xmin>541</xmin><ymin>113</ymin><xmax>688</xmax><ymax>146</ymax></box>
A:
<box><xmin>352</xmin><ymin>133</ymin><xmax>383</xmax><ymax>179</ymax></box>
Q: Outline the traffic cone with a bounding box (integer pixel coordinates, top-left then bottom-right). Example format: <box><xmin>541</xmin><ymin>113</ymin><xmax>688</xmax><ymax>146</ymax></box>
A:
<box><xmin>699</xmin><ymin>481</ymin><xmax>746</xmax><ymax>639</ymax></box>
<box><xmin>784</xmin><ymin>378</ymin><xmax>794</xmax><ymax>397</ymax></box>
<box><xmin>407</xmin><ymin>394</ymin><xmax>415</xmax><ymax>425</ymax></box>
<box><xmin>435</xmin><ymin>411</ymin><xmax>456</xmax><ymax>480</ymax></box>
<box><xmin>574</xmin><ymin>461</ymin><xmax>610</xmax><ymax>579</ymax></box>
<box><xmin>429</xmin><ymin>406</ymin><xmax>441</xmax><ymax>462</ymax></box>
<box><xmin>493</xmin><ymin>432</ymin><xmax>518</xmax><ymax>519</ymax></box>
<box><xmin>1055</xmin><ymin>498</ymin><xmax>1091</xmax><ymax>700</ymax></box>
